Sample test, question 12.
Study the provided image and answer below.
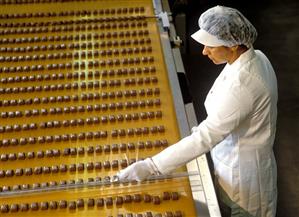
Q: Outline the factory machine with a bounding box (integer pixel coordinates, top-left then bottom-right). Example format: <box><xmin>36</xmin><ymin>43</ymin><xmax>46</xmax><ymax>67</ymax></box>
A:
<box><xmin>0</xmin><ymin>0</ymin><xmax>221</xmax><ymax>216</ymax></box>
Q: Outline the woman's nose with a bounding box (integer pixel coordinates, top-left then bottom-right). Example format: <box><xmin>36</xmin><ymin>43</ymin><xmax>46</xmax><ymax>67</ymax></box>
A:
<box><xmin>202</xmin><ymin>46</ymin><xmax>209</xmax><ymax>55</ymax></box>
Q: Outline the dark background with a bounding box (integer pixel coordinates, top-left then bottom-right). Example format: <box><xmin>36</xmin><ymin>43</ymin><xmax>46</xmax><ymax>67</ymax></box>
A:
<box><xmin>168</xmin><ymin>0</ymin><xmax>299</xmax><ymax>216</ymax></box>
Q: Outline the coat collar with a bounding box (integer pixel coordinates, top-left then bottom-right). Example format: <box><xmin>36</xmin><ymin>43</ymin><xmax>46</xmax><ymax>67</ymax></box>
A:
<box><xmin>226</xmin><ymin>47</ymin><xmax>255</xmax><ymax>71</ymax></box>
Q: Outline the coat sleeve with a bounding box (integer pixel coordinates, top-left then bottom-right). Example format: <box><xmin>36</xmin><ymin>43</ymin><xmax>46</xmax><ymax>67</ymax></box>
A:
<box><xmin>152</xmin><ymin>84</ymin><xmax>253</xmax><ymax>174</ymax></box>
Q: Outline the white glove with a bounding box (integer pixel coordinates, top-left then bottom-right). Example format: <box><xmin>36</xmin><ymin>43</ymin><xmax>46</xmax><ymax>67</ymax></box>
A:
<box><xmin>117</xmin><ymin>158</ymin><xmax>159</xmax><ymax>182</ymax></box>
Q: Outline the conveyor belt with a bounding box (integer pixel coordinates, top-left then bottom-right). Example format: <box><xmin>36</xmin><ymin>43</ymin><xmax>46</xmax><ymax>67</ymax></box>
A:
<box><xmin>0</xmin><ymin>0</ymin><xmax>199</xmax><ymax>216</ymax></box>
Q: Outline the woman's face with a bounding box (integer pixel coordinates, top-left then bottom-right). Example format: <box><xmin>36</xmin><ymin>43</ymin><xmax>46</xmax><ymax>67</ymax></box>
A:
<box><xmin>202</xmin><ymin>46</ymin><xmax>235</xmax><ymax>65</ymax></box>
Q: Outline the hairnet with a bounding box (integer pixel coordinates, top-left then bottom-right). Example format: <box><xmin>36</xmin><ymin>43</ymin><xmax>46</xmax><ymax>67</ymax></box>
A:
<box><xmin>192</xmin><ymin>6</ymin><xmax>257</xmax><ymax>48</ymax></box>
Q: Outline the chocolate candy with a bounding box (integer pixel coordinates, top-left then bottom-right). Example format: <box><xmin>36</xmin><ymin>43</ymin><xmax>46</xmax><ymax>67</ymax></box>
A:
<box><xmin>76</xmin><ymin>199</ymin><xmax>84</xmax><ymax>208</ymax></box>
<box><xmin>69</xmin><ymin>164</ymin><xmax>76</xmax><ymax>172</ymax></box>
<box><xmin>20</xmin><ymin>203</ymin><xmax>29</xmax><ymax>212</ymax></box>
<box><xmin>144</xmin><ymin>194</ymin><xmax>151</xmax><ymax>203</ymax></box>
<box><xmin>30</xmin><ymin>202</ymin><xmax>39</xmax><ymax>211</ymax></box>
<box><xmin>174</xmin><ymin>211</ymin><xmax>183</xmax><ymax>217</ymax></box>
<box><xmin>163</xmin><ymin>192</ymin><xmax>171</xmax><ymax>200</ymax></box>
<box><xmin>77</xmin><ymin>163</ymin><xmax>84</xmax><ymax>171</ymax></box>
<box><xmin>24</xmin><ymin>168</ymin><xmax>32</xmax><ymax>176</ymax></box>
<box><xmin>86</xmin><ymin>162</ymin><xmax>94</xmax><ymax>170</ymax></box>
<box><xmin>105</xmin><ymin>197</ymin><xmax>113</xmax><ymax>206</ymax></box>
<box><xmin>115</xmin><ymin>196</ymin><xmax>123</xmax><ymax>205</ymax></box>
<box><xmin>95</xmin><ymin>162</ymin><xmax>102</xmax><ymax>170</ymax></box>
<box><xmin>59</xmin><ymin>200</ymin><xmax>67</xmax><ymax>209</ymax></box>
<box><xmin>87</xmin><ymin>198</ymin><xmax>94</xmax><ymax>207</ymax></box>
<box><xmin>40</xmin><ymin>201</ymin><xmax>48</xmax><ymax>210</ymax></box>
<box><xmin>96</xmin><ymin>198</ymin><xmax>104</xmax><ymax>207</ymax></box>
<box><xmin>124</xmin><ymin>195</ymin><xmax>132</xmax><ymax>203</ymax></box>
<box><xmin>0</xmin><ymin>204</ymin><xmax>9</xmax><ymax>213</ymax></box>
<box><xmin>111</xmin><ymin>160</ymin><xmax>119</xmax><ymax>168</ymax></box>
<box><xmin>49</xmin><ymin>201</ymin><xmax>57</xmax><ymax>209</ymax></box>
<box><xmin>153</xmin><ymin>196</ymin><xmax>161</xmax><ymax>205</ymax></box>
<box><xmin>172</xmin><ymin>192</ymin><xmax>179</xmax><ymax>200</ymax></box>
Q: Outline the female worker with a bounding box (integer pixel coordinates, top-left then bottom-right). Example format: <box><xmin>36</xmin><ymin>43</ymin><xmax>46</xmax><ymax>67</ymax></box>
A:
<box><xmin>118</xmin><ymin>6</ymin><xmax>277</xmax><ymax>217</ymax></box>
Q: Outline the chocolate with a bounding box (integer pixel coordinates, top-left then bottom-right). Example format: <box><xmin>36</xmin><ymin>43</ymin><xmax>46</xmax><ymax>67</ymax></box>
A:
<box><xmin>87</xmin><ymin>162</ymin><xmax>94</xmax><ymax>170</ymax></box>
<box><xmin>12</xmin><ymin>185</ymin><xmax>20</xmax><ymax>191</ymax></box>
<box><xmin>78</xmin><ymin>147</ymin><xmax>85</xmax><ymax>155</ymax></box>
<box><xmin>40</xmin><ymin>201</ymin><xmax>48</xmax><ymax>210</ymax></box>
<box><xmin>32</xmin><ymin>183</ymin><xmax>40</xmax><ymax>189</ymax></box>
<box><xmin>76</xmin><ymin>199</ymin><xmax>84</xmax><ymax>208</ymax></box>
<box><xmin>172</xmin><ymin>192</ymin><xmax>179</xmax><ymax>200</ymax></box>
<box><xmin>59</xmin><ymin>200</ymin><xmax>67</xmax><ymax>209</ymax></box>
<box><xmin>59</xmin><ymin>164</ymin><xmax>67</xmax><ymax>172</ymax></box>
<box><xmin>87</xmin><ymin>146</ymin><xmax>94</xmax><ymax>154</ymax></box>
<box><xmin>27</xmin><ymin>152</ymin><xmax>35</xmax><ymax>159</ymax></box>
<box><xmin>20</xmin><ymin>203</ymin><xmax>29</xmax><ymax>212</ymax></box>
<box><xmin>43</xmin><ymin>166</ymin><xmax>51</xmax><ymax>174</ymax></box>
<box><xmin>95</xmin><ymin>162</ymin><xmax>102</xmax><ymax>170</ymax></box>
<box><xmin>124</xmin><ymin>195</ymin><xmax>132</xmax><ymax>203</ymax></box>
<box><xmin>51</xmin><ymin>165</ymin><xmax>59</xmax><ymax>173</ymax></box>
<box><xmin>77</xmin><ymin>163</ymin><xmax>84</xmax><ymax>171</ymax></box>
<box><xmin>132</xmin><ymin>194</ymin><xmax>142</xmax><ymax>203</ymax></box>
<box><xmin>128</xmin><ymin>143</ymin><xmax>135</xmax><ymax>150</ymax></box>
<box><xmin>163</xmin><ymin>192</ymin><xmax>171</xmax><ymax>200</ymax></box>
<box><xmin>49</xmin><ymin>201</ymin><xmax>57</xmax><ymax>209</ymax></box>
<box><xmin>21</xmin><ymin>184</ymin><xmax>29</xmax><ymax>190</ymax></box>
<box><xmin>153</xmin><ymin>196</ymin><xmax>161</xmax><ymax>205</ymax></box>
<box><xmin>5</xmin><ymin>169</ymin><xmax>14</xmax><ymax>177</ymax></box>
<box><xmin>96</xmin><ymin>198</ymin><xmax>104</xmax><ymax>207</ymax></box>
<box><xmin>115</xmin><ymin>196</ymin><xmax>123</xmax><ymax>205</ymax></box>
<box><xmin>24</xmin><ymin>168</ymin><xmax>32</xmax><ymax>176</ymax></box>
<box><xmin>30</xmin><ymin>202</ymin><xmax>39</xmax><ymax>211</ymax></box>
<box><xmin>0</xmin><ymin>204</ymin><xmax>9</xmax><ymax>213</ymax></box>
<box><xmin>103</xmin><ymin>161</ymin><xmax>111</xmax><ymax>169</ymax></box>
<box><xmin>174</xmin><ymin>211</ymin><xmax>183</xmax><ymax>217</ymax></box>
<box><xmin>144</xmin><ymin>194</ymin><xmax>151</xmax><ymax>203</ymax></box>
<box><xmin>111</xmin><ymin>160</ymin><xmax>119</xmax><ymax>168</ymax></box>
<box><xmin>95</xmin><ymin>145</ymin><xmax>102</xmax><ymax>153</ymax></box>
<box><xmin>87</xmin><ymin>198</ymin><xmax>94</xmax><ymax>207</ymax></box>
<box><xmin>2</xmin><ymin>186</ymin><xmax>10</xmax><ymax>192</ymax></box>
<box><xmin>105</xmin><ymin>197</ymin><xmax>113</xmax><ymax>206</ymax></box>
<box><xmin>34</xmin><ymin>166</ymin><xmax>42</xmax><ymax>175</ymax></box>
<box><xmin>111</xmin><ymin>144</ymin><xmax>119</xmax><ymax>152</ymax></box>
<box><xmin>0</xmin><ymin>154</ymin><xmax>7</xmax><ymax>161</ymax></box>
<box><xmin>69</xmin><ymin>164</ymin><xmax>76</xmax><ymax>172</ymax></box>
<box><xmin>37</xmin><ymin>150</ymin><xmax>44</xmax><ymax>158</ymax></box>
<box><xmin>40</xmin><ymin>182</ymin><xmax>48</xmax><ymax>188</ymax></box>
<box><xmin>145</xmin><ymin>212</ymin><xmax>153</xmax><ymax>217</ymax></box>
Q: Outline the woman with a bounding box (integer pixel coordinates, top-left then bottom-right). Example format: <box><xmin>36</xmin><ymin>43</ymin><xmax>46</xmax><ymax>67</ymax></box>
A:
<box><xmin>118</xmin><ymin>6</ymin><xmax>277</xmax><ymax>217</ymax></box>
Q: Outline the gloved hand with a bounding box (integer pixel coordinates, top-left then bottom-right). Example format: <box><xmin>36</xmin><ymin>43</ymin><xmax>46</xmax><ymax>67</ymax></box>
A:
<box><xmin>117</xmin><ymin>158</ymin><xmax>159</xmax><ymax>182</ymax></box>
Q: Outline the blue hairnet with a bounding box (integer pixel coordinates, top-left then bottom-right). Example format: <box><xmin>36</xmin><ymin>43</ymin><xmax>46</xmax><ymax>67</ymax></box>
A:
<box><xmin>199</xmin><ymin>6</ymin><xmax>258</xmax><ymax>47</ymax></box>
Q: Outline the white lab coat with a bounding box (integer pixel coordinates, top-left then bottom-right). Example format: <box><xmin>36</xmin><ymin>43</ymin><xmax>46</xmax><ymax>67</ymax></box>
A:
<box><xmin>152</xmin><ymin>48</ymin><xmax>277</xmax><ymax>217</ymax></box>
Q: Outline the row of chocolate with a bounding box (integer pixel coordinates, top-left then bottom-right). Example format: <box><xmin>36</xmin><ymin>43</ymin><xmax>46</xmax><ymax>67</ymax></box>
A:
<box><xmin>0</xmin><ymin>140</ymin><xmax>168</xmax><ymax>162</ymax></box>
<box><xmin>0</xmin><ymin>125</ymin><xmax>165</xmax><ymax>146</ymax></box>
<box><xmin>0</xmin><ymin>100</ymin><xmax>161</xmax><ymax>121</ymax></box>
<box><xmin>0</xmin><ymin>193</ymin><xmax>181</xmax><ymax>215</ymax></box>
<box><xmin>0</xmin><ymin>80</ymin><xmax>158</xmax><ymax>98</ymax></box>
<box><xmin>0</xmin><ymin>69</ymin><xmax>156</xmax><ymax>86</ymax></box>
<box><xmin>0</xmin><ymin>7</ymin><xmax>145</xmax><ymax>16</ymax></box>
<box><xmin>0</xmin><ymin>18</ymin><xmax>149</xmax><ymax>29</ymax></box>
<box><xmin>0</xmin><ymin>61</ymin><xmax>154</xmax><ymax>76</ymax></box>
<box><xmin>1</xmin><ymin>94</ymin><xmax>159</xmax><ymax>110</ymax></box>
<box><xmin>0</xmin><ymin>31</ymin><xmax>150</xmax><ymax>45</ymax></box>
<box><xmin>0</xmin><ymin>48</ymin><xmax>152</xmax><ymax>63</ymax></box>
<box><xmin>0</xmin><ymin>111</ymin><xmax>162</xmax><ymax>133</ymax></box>
<box><xmin>0</xmin><ymin>159</ymin><xmax>140</xmax><ymax>179</ymax></box>
<box><xmin>0</xmin><ymin>39</ymin><xmax>151</xmax><ymax>54</ymax></box>
<box><xmin>0</xmin><ymin>21</ymin><xmax>148</xmax><ymax>35</ymax></box>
